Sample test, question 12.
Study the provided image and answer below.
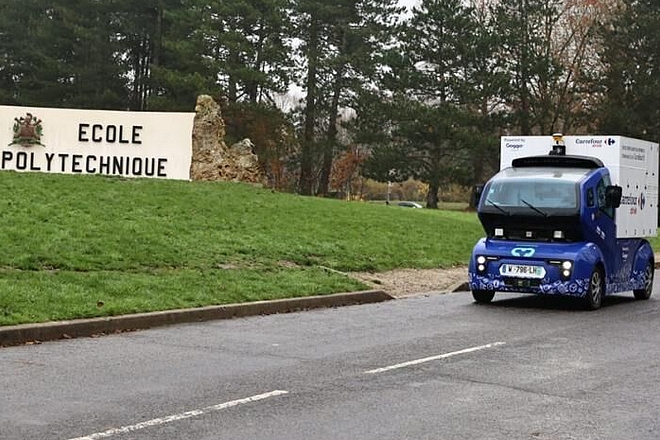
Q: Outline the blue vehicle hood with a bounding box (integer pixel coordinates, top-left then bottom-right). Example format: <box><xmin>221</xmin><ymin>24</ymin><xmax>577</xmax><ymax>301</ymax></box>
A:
<box><xmin>472</xmin><ymin>238</ymin><xmax>590</xmax><ymax>260</ymax></box>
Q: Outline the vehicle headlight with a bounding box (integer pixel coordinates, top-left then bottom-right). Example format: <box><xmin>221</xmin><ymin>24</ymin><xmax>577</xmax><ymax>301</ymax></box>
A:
<box><xmin>477</xmin><ymin>256</ymin><xmax>487</xmax><ymax>264</ymax></box>
<box><xmin>562</xmin><ymin>261</ymin><xmax>572</xmax><ymax>270</ymax></box>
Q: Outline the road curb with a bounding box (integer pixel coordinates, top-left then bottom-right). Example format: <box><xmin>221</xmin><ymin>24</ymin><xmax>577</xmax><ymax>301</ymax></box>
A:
<box><xmin>0</xmin><ymin>290</ymin><xmax>393</xmax><ymax>347</ymax></box>
<box><xmin>451</xmin><ymin>282</ymin><xmax>469</xmax><ymax>292</ymax></box>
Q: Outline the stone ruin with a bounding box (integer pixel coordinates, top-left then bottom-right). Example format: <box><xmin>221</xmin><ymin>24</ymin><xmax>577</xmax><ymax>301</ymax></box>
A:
<box><xmin>189</xmin><ymin>95</ymin><xmax>267</xmax><ymax>185</ymax></box>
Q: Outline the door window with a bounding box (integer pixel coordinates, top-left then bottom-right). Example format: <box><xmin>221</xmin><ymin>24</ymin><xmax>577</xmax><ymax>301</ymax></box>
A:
<box><xmin>596</xmin><ymin>177</ymin><xmax>614</xmax><ymax>218</ymax></box>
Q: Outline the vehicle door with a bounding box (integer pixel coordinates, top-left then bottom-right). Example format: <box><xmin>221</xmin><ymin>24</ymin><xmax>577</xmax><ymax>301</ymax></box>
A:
<box><xmin>585</xmin><ymin>175</ymin><xmax>618</xmax><ymax>280</ymax></box>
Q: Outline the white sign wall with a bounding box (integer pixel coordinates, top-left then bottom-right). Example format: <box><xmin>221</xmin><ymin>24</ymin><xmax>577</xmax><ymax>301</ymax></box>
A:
<box><xmin>0</xmin><ymin>105</ymin><xmax>195</xmax><ymax>180</ymax></box>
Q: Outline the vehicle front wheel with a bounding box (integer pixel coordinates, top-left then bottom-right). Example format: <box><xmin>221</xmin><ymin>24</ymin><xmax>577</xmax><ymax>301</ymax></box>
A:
<box><xmin>472</xmin><ymin>289</ymin><xmax>495</xmax><ymax>304</ymax></box>
<box><xmin>584</xmin><ymin>267</ymin><xmax>604</xmax><ymax>310</ymax></box>
<box><xmin>633</xmin><ymin>261</ymin><xmax>654</xmax><ymax>300</ymax></box>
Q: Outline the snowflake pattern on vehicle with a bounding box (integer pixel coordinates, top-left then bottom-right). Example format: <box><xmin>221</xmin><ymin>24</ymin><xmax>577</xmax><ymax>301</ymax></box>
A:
<box><xmin>469</xmin><ymin>267</ymin><xmax>649</xmax><ymax>298</ymax></box>
<box><xmin>469</xmin><ymin>272</ymin><xmax>591</xmax><ymax>298</ymax></box>
<box><xmin>606</xmin><ymin>268</ymin><xmax>646</xmax><ymax>293</ymax></box>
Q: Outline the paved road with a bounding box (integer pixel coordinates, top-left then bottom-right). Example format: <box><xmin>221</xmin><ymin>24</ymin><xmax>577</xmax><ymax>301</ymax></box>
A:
<box><xmin>2</xmin><ymin>278</ymin><xmax>660</xmax><ymax>440</ymax></box>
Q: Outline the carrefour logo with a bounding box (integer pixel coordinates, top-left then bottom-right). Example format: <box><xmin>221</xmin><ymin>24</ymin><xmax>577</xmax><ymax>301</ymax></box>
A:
<box><xmin>511</xmin><ymin>247</ymin><xmax>536</xmax><ymax>257</ymax></box>
<box><xmin>623</xmin><ymin>193</ymin><xmax>645</xmax><ymax>215</ymax></box>
<box><xmin>575</xmin><ymin>137</ymin><xmax>616</xmax><ymax>147</ymax></box>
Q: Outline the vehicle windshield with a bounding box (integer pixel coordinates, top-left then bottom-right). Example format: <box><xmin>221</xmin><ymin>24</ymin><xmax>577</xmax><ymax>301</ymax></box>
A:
<box><xmin>483</xmin><ymin>167</ymin><xmax>589</xmax><ymax>210</ymax></box>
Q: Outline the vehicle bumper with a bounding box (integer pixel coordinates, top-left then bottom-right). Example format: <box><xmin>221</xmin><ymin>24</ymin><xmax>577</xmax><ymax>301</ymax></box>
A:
<box><xmin>468</xmin><ymin>272</ymin><xmax>591</xmax><ymax>297</ymax></box>
<box><xmin>468</xmin><ymin>239</ymin><xmax>600</xmax><ymax>298</ymax></box>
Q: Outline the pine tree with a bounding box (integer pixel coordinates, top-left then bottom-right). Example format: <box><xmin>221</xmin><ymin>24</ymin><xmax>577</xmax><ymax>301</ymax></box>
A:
<box><xmin>597</xmin><ymin>0</ymin><xmax>660</xmax><ymax>140</ymax></box>
<box><xmin>53</xmin><ymin>0</ymin><xmax>128</xmax><ymax>109</ymax></box>
<box><xmin>189</xmin><ymin>0</ymin><xmax>293</xmax><ymax>105</ymax></box>
<box><xmin>293</xmin><ymin>0</ymin><xmax>402</xmax><ymax>196</ymax></box>
<box><xmin>360</xmin><ymin>0</ymin><xmax>480</xmax><ymax>208</ymax></box>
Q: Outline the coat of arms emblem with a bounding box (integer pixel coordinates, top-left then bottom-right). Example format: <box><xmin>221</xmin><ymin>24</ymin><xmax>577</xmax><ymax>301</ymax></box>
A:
<box><xmin>10</xmin><ymin>112</ymin><xmax>44</xmax><ymax>147</ymax></box>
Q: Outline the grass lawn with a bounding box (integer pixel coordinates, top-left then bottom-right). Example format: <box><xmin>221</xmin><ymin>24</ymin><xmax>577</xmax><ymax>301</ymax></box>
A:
<box><xmin>0</xmin><ymin>172</ymin><xmax>484</xmax><ymax>325</ymax></box>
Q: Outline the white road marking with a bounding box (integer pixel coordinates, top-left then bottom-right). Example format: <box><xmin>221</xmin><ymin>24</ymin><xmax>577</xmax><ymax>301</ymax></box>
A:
<box><xmin>66</xmin><ymin>390</ymin><xmax>289</xmax><ymax>440</ymax></box>
<box><xmin>364</xmin><ymin>342</ymin><xmax>506</xmax><ymax>374</ymax></box>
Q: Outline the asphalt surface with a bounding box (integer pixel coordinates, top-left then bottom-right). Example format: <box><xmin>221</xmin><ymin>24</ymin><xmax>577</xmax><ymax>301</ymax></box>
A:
<box><xmin>2</xmin><ymin>274</ymin><xmax>660</xmax><ymax>440</ymax></box>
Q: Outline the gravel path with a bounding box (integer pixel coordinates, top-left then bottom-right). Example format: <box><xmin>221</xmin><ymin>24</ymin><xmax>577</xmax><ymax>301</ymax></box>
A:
<box><xmin>348</xmin><ymin>266</ymin><xmax>468</xmax><ymax>297</ymax></box>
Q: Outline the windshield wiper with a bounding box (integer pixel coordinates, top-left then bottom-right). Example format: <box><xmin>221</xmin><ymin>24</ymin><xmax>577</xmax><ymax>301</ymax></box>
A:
<box><xmin>485</xmin><ymin>198</ymin><xmax>510</xmax><ymax>216</ymax></box>
<box><xmin>520</xmin><ymin>198</ymin><xmax>548</xmax><ymax>217</ymax></box>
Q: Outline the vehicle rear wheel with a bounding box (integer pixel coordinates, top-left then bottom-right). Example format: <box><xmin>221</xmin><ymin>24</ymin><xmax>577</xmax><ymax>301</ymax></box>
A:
<box><xmin>472</xmin><ymin>289</ymin><xmax>495</xmax><ymax>303</ymax></box>
<box><xmin>633</xmin><ymin>261</ymin><xmax>654</xmax><ymax>300</ymax></box>
<box><xmin>584</xmin><ymin>267</ymin><xmax>604</xmax><ymax>310</ymax></box>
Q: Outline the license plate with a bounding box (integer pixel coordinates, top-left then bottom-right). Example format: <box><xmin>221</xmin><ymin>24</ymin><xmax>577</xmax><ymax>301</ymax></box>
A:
<box><xmin>499</xmin><ymin>264</ymin><xmax>546</xmax><ymax>279</ymax></box>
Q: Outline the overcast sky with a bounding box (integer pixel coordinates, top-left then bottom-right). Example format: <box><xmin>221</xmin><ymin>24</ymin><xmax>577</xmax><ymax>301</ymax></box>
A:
<box><xmin>398</xmin><ymin>0</ymin><xmax>420</xmax><ymax>10</ymax></box>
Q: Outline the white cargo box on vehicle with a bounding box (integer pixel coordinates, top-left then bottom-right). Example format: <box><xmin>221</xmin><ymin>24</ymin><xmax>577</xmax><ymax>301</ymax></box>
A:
<box><xmin>500</xmin><ymin>135</ymin><xmax>659</xmax><ymax>238</ymax></box>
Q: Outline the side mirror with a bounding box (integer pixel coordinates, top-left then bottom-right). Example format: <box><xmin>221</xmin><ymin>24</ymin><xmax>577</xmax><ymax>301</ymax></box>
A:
<box><xmin>606</xmin><ymin>185</ymin><xmax>622</xmax><ymax>208</ymax></box>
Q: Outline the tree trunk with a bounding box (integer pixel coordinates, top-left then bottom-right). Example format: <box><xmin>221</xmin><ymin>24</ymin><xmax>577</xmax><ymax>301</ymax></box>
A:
<box><xmin>299</xmin><ymin>17</ymin><xmax>319</xmax><ymax>196</ymax></box>
<box><xmin>317</xmin><ymin>65</ymin><xmax>344</xmax><ymax>196</ymax></box>
<box><xmin>519</xmin><ymin>0</ymin><xmax>531</xmax><ymax>134</ymax></box>
<box><xmin>426</xmin><ymin>174</ymin><xmax>440</xmax><ymax>209</ymax></box>
<box><xmin>426</xmin><ymin>167</ymin><xmax>440</xmax><ymax>209</ymax></box>
<box><xmin>247</xmin><ymin>28</ymin><xmax>266</xmax><ymax>103</ymax></box>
